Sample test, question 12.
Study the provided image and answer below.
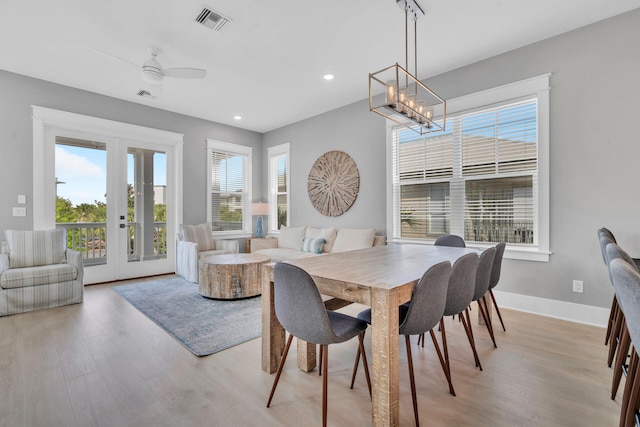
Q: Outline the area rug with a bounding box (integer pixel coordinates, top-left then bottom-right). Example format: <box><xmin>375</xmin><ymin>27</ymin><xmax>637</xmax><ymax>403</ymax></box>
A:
<box><xmin>113</xmin><ymin>276</ymin><xmax>261</xmax><ymax>357</ymax></box>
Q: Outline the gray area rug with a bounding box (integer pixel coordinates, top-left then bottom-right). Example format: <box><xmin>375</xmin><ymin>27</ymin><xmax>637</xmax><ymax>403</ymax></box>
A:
<box><xmin>113</xmin><ymin>276</ymin><xmax>261</xmax><ymax>357</ymax></box>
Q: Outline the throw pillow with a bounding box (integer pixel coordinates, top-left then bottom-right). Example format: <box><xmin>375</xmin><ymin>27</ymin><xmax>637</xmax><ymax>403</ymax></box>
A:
<box><xmin>301</xmin><ymin>237</ymin><xmax>326</xmax><ymax>254</ymax></box>
<box><xmin>278</xmin><ymin>226</ymin><xmax>307</xmax><ymax>250</ymax></box>
<box><xmin>180</xmin><ymin>223</ymin><xmax>216</xmax><ymax>251</ymax></box>
<box><xmin>305</xmin><ymin>227</ymin><xmax>337</xmax><ymax>253</ymax></box>
<box><xmin>331</xmin><ymin>228</ymin><xmax>376</xmax><ymax>253</ymax></box>
<box><xmin>6</xmin><ymin>229</ymin><xmax>67</xmax><ymax>268</ymax></box>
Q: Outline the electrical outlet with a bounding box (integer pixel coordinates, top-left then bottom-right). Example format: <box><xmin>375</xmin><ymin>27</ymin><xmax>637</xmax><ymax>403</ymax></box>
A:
<box><xmin>573</xmin><ymin>280</ymin><xmax>584</xmax><ymax>293</ymax></box>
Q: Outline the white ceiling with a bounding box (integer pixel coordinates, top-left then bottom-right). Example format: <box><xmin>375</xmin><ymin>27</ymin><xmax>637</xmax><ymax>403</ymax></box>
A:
<box><xmin>1</xmin><ymin>0</ymin><xmax>639</xmax><ymax>133</ymax></box>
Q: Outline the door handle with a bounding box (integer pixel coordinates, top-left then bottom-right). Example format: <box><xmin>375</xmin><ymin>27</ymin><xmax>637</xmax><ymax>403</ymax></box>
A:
<box><xmin>120</xmin><ymin>224</ymin><xmax>126</xmax><ymax>228</ymax></box>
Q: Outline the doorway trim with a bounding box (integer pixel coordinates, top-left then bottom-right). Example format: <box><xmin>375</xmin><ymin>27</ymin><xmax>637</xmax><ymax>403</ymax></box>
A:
<box><xmin>32</xmin><ymin>106</ymin><xmax>184</xmax><ymax>276</ymax></box>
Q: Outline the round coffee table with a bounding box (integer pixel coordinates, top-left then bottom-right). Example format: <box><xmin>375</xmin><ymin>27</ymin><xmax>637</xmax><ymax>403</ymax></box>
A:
<box><xmin>199</xmin><ymin>253</ymin><xmax>271</xmax><ymax>299</ymax></box>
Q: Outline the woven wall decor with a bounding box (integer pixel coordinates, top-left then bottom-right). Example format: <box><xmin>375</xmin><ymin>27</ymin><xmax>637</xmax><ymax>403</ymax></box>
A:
<box><xmin>307</xmin><ymin>150</ymin><xmax>360</xmax><ymax>217</ymax></box>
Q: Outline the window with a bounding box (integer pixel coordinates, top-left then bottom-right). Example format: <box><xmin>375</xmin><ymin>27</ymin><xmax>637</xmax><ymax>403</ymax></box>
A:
<box><xmin>267</xmin><ymin>143</ymin><xmax>290</xmax><ymax>233</ymax></box>
<box><xmin>207</xmin><ymin>140</ymin><xmax>252</xmax><ymax>237</ymax></box>
<box><xmin>388</xmin><ymin>75</ymin><xmax>550</xmax><ymax>261</ymax></box>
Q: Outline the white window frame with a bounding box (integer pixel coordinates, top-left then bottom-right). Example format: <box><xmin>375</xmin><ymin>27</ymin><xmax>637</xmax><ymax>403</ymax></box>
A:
<box><xmin>386</xmin><ymin>74</ymin><xmax>551</xmax><ymax>262</ymax></box>
<box><xmin>267</xmin><ymin>143</ymin><xmax>290</xmax><ymax>234</ymax></box>
<box><xmin>206</xmin><ymin>139</ymin><xmax>253</xmax><ymax>239</ymax></box>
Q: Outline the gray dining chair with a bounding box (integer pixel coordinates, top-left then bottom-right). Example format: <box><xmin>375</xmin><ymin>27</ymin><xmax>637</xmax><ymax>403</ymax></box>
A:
<box><xmin>606</xmin><ymin>242</ymin><xmax>639</xmax><ymax>399</ymax></box>
<box><xmin>436</xmin><ymin>252</ymin><xmax>480</xmax><ymax>395</ymax></box>
<box><xmin>350</xmin><ymin>261</ymin><xmax>452</xmax><ymax>426</ymax></box>
<box><xmin>434</xmin><ymin>234</ymin><xmax>466</xmax><ymax>248</ymax></box>
<box><xmin>602</xmin><ymin>237</ymin><xmax>632</xmax><ymax>368</ymax></box>
<box><xmin>471</xmin><ymin>247</ymin><xmax>497</xmax><ymax>348</ymax></box>
<box><xmin>609</xmin><ymin>258</ymin><xmax>640</xmax><ymax>427</ymax></box>
<box><xmin>599</xmin><ymin>231</ymin><xmax>619</xmax><ymax>348</ymax></box>
<box><xmin>487</xmin><ymin>242</ymin><xmax>507</xmax><ymax>332</ymax></box>
<box><xmin>267</xmin><ymin>262</ymin><xmax>371</xmax><ymax>427</ymax></box>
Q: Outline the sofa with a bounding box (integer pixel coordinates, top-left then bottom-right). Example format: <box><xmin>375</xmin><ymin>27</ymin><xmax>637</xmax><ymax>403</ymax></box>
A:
<box><xmin>0</xmin><ymin>229</ymin><xmax>84</xmax><ymax>316</ymax></box>
<box><xmin>250</xmin><ymin>226</ymin><xmax>386</xmax><ymax>262</ymax></box>
<box><xmin>176</xmin><ymin>222</ymin><xmax>240</xmax><ymax>283</ymax></box>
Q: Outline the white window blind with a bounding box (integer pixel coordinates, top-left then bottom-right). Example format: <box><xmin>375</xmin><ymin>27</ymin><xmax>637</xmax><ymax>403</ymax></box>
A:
<box><xmin>268</xmin><ymin>143</ymin><xmax>290</xmax><ymax>232</ymax></box>
<box><xmin>207</xmin><ymin>140</ymin><xmax>252</xmax><ymax>236</ymax></box>
<box><xmin>392</xmin><ymin>98</ymin><xmax>539</xmax><ymax>246</ymax></box>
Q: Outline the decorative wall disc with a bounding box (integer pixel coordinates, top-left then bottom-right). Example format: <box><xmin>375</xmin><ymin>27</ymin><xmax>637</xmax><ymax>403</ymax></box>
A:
<box><xmin>307</xmin><ymin>150</ymin><xmax>360</xmax><ymax>217</ymax></box>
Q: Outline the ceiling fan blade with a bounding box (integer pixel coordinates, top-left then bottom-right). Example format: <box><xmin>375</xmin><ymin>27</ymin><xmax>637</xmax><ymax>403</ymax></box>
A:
<box><xmin>89</xmin><ymin>47</ymin><xmax>140</xmax><ymax>69</ymax></box>
<box><xmin>163</xmin><ymin>68</ymin><xmax>207</xmax><ymax>79</ymax></box>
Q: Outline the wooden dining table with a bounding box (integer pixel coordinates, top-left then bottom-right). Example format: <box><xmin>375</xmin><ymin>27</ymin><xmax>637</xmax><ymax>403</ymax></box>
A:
<box><xmin>261</xmin><ymin>243</ymin><xmax>482</xmax><ymax>427</ymax></box>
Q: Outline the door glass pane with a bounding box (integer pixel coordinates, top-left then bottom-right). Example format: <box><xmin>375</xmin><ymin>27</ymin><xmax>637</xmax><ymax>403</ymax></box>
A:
<box><xmin>128</xmin><ymin>148</ymin><xmax>168</xmax><ymax>262</ymax></box>
<box><xmin>55</xmin><ymin>137</ymin><xmax>107</xmax><ymax>266</ymax></box>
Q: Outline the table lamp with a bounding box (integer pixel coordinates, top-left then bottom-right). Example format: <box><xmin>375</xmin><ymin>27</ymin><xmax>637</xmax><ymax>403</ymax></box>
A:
<box><xmin>252</xmin><ymin>202</ymin><xmax>269</xmax><ymax>238</ymax></box>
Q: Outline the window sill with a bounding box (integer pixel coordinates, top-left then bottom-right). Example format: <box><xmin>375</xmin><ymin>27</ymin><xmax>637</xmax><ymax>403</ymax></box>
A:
<box><xmin>213</xmin><ymin>231</ymin><xmax>252</xmax><ymax>240</ymax></box>
<box><xmin>389</xmin><ymin>238</ymin><xmax>550</xmax><ymax>262</ymax></box>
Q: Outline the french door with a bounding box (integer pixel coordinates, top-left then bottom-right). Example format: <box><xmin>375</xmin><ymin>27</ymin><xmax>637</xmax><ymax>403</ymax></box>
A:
<box><xmin>33</xmin><ymin>107</ymin><xmax>183</xmax><ymax>284</ymax></box>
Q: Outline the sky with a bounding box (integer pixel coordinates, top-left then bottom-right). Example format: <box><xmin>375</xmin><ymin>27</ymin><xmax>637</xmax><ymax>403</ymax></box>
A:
<box><xmin>55</xmin><ymin>144</ymin><xmax>166</xmax><ymax>206</ymax></box>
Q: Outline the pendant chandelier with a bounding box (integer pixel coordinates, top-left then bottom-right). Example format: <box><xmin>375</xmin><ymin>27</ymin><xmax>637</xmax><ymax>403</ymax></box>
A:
<box><xmin>369</xmin><ymin>0</ymin><xmax>446</xmax><ymax>135</ymax></box>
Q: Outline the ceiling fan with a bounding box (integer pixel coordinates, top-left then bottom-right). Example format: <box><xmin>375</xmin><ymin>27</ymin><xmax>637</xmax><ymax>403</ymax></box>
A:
<box><xmin>91</xmin><ymin>47</ymin><xmax>207</xmax><ymax>96</ymax></box>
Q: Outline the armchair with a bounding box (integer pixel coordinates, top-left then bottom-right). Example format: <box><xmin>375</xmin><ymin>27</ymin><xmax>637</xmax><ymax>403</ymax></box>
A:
<box><xmin>0</xmin><ymin>229</ymin><xmax>84</xmax><ymax>316</ymax></box>
<box><xmin>176</xmin><ymin>222</ymin><xmax>239</xmax><ymax>283</ymax></box>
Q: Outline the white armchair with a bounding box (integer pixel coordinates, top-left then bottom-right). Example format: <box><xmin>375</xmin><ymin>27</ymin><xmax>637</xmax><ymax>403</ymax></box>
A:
<box><xmin>176</xmin><ymin>223</ymin><xmax>239</xmax><ymax>283</ymax></box>
<box><xmin>0</xmin><ymin>229</ymin><xmax>84</xmax><ymax>316</ymax></box>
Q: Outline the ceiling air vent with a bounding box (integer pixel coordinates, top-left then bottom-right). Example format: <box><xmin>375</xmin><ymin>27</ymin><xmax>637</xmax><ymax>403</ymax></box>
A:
<box><xmin>137</xmin><ymin>90</ymin><xmax>154</xmax><ymax>98</ymax></box>
<box><xmin>194</xmin><ymin>5</ymin><xmax>231</xmax><ymax>32</ymax></box>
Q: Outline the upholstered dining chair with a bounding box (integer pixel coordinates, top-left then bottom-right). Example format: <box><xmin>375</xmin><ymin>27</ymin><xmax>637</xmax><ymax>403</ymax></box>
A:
<box><xmin>349</xmin><ymin>261</ymin><xmax>452</xmax><ymax>426</ymax></box>
<box><xmin>471</xmin><ymin>247</ymin><xmax>497</xmax><ymax>348</ymax></box>
<box><xmin>608</xmin><ymin>258</ymin><xmax>640</xmax><ymax>427</ymax></box>
<box><xmin>487</xmin><ymin>242</ymin><xmax>507</xmax><ymax>332</ymax></box>
<box><xmin>267</xmin><ymin>262</ymin><xmax>371</xmax><ymax>427</ymax></box>
<box><xmin>606</xmin><ymin>242</ymin><xmax>639</xmax><ymax>399</ymax></box>
<box><xmin>434</xmin><ymin>234</ymin><xmax>466</xmax><ymax>248</ymax></box>
<box><xmin>429</xmin><ymin>252</ymin><xmax>480</xmax><ymax>396</ymax></box>
<box><xmin>599</xmin><ymin>230</ymin><xmax>619</xmax><ymax>348</ymax></box>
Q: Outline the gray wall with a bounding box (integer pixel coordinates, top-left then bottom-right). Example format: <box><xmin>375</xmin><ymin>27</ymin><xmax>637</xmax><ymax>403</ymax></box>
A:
<box><xmin>2</xmin><ymin>8</ymin><xmax>639</xmax><ymax>310</ymax></box>
<box><xmin>263</xmin><ymin>9</ymin><xmax>640</xmax><ymax>309</ymax></box>
<box><xmin>0</xmin><ymin>71</ymin><xmax>263</xmax><ymax>235</ymax></box>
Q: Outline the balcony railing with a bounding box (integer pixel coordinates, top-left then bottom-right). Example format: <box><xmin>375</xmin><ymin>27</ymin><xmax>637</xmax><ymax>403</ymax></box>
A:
<box><xmin>466</xmin><ymin>220</ymin><xmax>534</xmax><ymax>244</ymax></box>
<box><xmin>56</xmin><ymin>222</ymin><xmax>167</xmax><ymax>266</ymax></box>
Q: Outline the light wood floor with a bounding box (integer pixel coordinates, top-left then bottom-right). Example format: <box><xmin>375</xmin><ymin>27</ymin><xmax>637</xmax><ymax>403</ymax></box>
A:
<box><xmin>0</xmin><ymin>275</ymin><xmax>622</xmax><ymax>426</ymax></box>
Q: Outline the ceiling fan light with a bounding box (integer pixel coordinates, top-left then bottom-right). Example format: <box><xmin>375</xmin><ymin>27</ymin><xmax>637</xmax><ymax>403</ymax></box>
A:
<box><xmin>142</xmin><ymin>67</ymin><xmax>163</xmax><ymax>84</ymax></box>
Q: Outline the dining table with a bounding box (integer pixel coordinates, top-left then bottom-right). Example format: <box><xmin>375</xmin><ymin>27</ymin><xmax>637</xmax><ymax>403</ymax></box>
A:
<box><xmin>261</xmin><ymin>243</ymin><xmax>483</xmax><ymax>426</ymax></box>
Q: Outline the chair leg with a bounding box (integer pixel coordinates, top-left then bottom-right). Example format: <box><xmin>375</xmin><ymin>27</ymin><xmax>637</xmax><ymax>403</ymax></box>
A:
<box><xmin>609</xmin><ymin>308</ymin><xmax>624</xmax><ymax>368</ymax></box>
<box><xmin>612</xmin><ymin>320</ymin><xmax>630</xmax><ymax>400</ymax></box>
<box><xmin>358</xmin><ymin>332</ymin><xmax>372</xmax><ymax>398</ymax></box>
<box><xmin>460</xmin><ymin>308</ymin><xmax>482</xmax><ymax>371</ymax></box>
<box><xmin>439</xmin><ymin>318</ymin><xmax>456</xmax><ymax>396</ymax></box>
<box><xmin>606</xmin><ymin>296</ymin><xmax>618</xmax><ymax>345</ymax></box>
<box><xmin>322</xmin><ymin>344</ymin><xmax>328</xmax><ymax>427</ymax></box>
<box><xmin>267</xmin><ymin>333</ymin><xmax>294</xmax><ymax>408</ymax></box>
<box><xmin>405</xmin><ymin>335</ymin><xmax>420</xmax><ymax>427</ymax></box>
<box><xmin>620</xmin><ymin>348</ymin><xmax>638</xmax><ymax>427</ymax></box>
<box><xmin>478</xmin><ymin>297</ymin><xmax>497</xmax><ymax>348</ymax></box>
<box><xmin>350</xmin><ymin>331</ymin><xmax>372</xmax><ymax>398</ymax></box>
<box><xmin>350</xmin><ymin>346</ymin><xmax>361</xmax><ymax>389</ymax></box>
<box><xmin>489</xmin><ymin>289</ymin><xmax>506</xmax><ymax>331</ymax></box>
<box><xmin>430</xmin><ymin>328</ymin><xmax>455</xmax><ymax>396</ymax></box>
<box><xmin>625</xmin><ymin>352</ymin><xmax>640</xmax><ymax>427</ymax></box>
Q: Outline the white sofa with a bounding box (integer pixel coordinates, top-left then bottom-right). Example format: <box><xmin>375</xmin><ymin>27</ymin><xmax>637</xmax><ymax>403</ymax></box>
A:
<box><xmin>176</xmin><ymin>223</ymin><xmax>239</xmax><ymax>283</ymax></box>
<box><xmin>0</xmin><ymin>229</ymin><xmax>84</xmax><ymax>316</ymax></box>
<box><xmin>250</xmin><ymin>226</ymin><xmax>386</xmax><ymax>262</ymax></box>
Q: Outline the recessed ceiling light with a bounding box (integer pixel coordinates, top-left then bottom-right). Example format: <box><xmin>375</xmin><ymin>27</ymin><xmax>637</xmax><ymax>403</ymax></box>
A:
<box><xmin>233</xmin><ymin>115</ymin><xmax>242</xmax><ymax>120</ymax></box>
<box><xmin>323</xmin><ymin>74</ymin><xmax>334</xmax><ymax>81</ymax></box>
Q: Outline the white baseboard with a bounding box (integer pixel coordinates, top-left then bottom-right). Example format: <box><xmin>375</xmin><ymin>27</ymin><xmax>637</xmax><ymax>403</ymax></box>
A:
<box><xmin>493</xmin><ymin>290</ymin><xmax>609</xmax><ymax>328</ymax></box>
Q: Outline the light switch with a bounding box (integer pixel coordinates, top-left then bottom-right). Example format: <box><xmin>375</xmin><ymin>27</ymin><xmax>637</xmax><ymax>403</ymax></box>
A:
<box><xmin>17</xmin><ymin>195</ymin><xmax>26</xmax><ymax>204</ymax></box>
<box><xmin>13</xmin><ymin>207</ymin><xmax>26</xmax><ymax>217</ymax></box>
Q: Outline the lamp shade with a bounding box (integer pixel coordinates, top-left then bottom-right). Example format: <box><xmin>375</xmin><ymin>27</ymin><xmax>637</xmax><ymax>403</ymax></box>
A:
<box><xmin>252</xmin><ymin>202</ymin><xmax>269</xmax><ymax>216</ymax></box>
